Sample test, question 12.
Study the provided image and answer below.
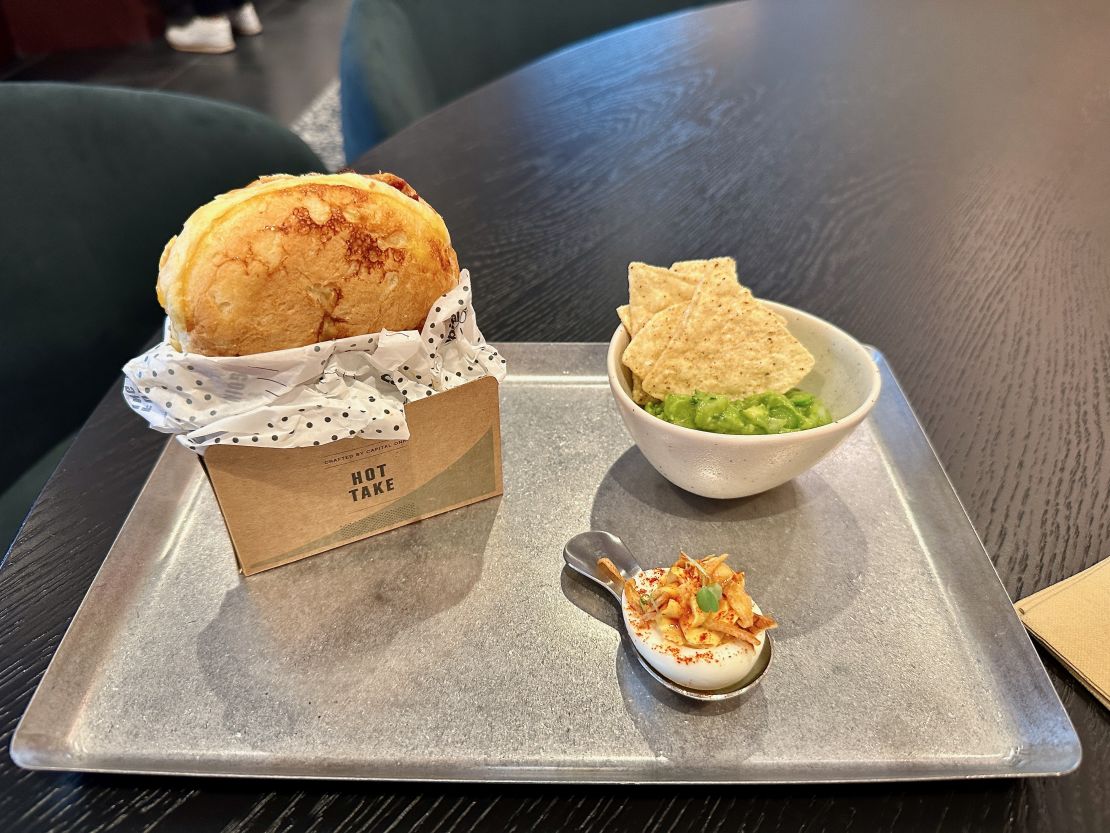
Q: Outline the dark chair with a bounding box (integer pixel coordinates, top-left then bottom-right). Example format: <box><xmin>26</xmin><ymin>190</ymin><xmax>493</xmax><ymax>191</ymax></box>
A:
<box><xmin>339</xmin><ymin>0</ymin><xmax>714</xmax><ymax>161</ymax></box>
<box><xmin>0</xmin><ymin>83</ymin><xmax>324</xmax><ymax>556</ymax></box>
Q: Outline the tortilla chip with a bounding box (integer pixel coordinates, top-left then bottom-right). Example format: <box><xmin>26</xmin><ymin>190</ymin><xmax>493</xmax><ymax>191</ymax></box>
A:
<box><xmin>616</xmin><ymin>304</ymin><xmax>632</xmax><ymax>334</ymax></box>
<box><xmin>642</xmin><ymin>266</ymin><xmax>814</xmax><ymax>399</ymax></box>
<box><xmin>627</xmin><ymin>262</ymin><xmax>699</xmax><ymax>334</ymax></box>
<box><xmin>631</xmin><ymin>374</ymin><xmax>649</xmax><ymax>405</ymax></box>
<box><xmin>670</xmin><ymin>257</ymin><xmax>736</xmax><ymax>279</ymax></box>
<box><xmin>673</xmin><ymin>258</ymin><xmax>785</xmax><ymax>325</ymax></box>
<box><xmin>622</xmin><ymin>303</ymin><xmax>685</xmax><ymax>381</ymax></box>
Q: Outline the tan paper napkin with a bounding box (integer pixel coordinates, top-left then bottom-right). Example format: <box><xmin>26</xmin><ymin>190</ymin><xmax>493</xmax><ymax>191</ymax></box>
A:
<box><xmin>1015</xmin><ymin>557</ymin><xmax>1110</xmax><ymax>711</ymax></box>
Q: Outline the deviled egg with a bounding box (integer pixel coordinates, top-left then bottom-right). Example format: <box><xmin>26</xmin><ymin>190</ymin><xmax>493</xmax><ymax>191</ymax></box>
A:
<box><xmin>609</xmin><ymin>552</ymin><xmax>776</xmax><ymax>691</ymax></box>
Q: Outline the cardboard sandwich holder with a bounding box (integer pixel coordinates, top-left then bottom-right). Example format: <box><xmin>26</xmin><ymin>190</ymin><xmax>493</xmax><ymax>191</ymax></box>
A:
<box><xmin>203</xmin><ymin>376</ymin><xmax>502</xmax><ymax>575</ymax></box>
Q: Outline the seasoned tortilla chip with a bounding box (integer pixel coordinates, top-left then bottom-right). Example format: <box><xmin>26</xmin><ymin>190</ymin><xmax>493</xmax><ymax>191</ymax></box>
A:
<box><xmin>631</xmin><ymin>374</ymin><xmax>650</xmax><ymax>405</ymax></box>
<box><xmin>627</xmin><ymin>262</ymin><xmax>699</xmax><ymax>334</ymax></box>
<box><xmin>622</xmin><ymin>303</ymin><xmax>685</xmax><ymax>381</ymax></box>
<box><xmin>642</xmin><ymin>266</ymin><xmax>814</xmax><ymax>399</ymax></box>
<box><xmin>616</xmin><ymin>304</ymin><xmax>632</xmax><ymax>334</ymax></box>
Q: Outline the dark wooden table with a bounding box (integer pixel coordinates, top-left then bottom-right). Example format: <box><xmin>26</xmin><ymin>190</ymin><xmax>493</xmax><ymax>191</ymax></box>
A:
<box><xmin>3</xmin><ymin>0</ymin><xmax>1109</xmax><ymax>829</ymax></box>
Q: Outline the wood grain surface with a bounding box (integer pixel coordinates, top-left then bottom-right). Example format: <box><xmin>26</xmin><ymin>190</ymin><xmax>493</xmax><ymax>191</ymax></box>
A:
<box><xmin>3</xmin><ymin>0</ymin><xmax>1109</xmax><ymax>829</ymax></box>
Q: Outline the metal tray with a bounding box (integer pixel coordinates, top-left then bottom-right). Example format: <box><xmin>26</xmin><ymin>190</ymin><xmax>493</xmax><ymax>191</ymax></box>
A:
<box><xmin>11</xmin><ymin>344</ymin><xmax>1080</xmax><ymax>783</ymax></box>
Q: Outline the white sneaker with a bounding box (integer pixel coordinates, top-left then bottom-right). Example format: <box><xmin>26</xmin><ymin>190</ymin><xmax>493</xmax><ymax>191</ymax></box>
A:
<box><xmin>166</xmin><ymin>16</ymin><xmax>235</xmax><ymax>54</ymax></box>
<box><xmin>228</xmin><ymin>3</ymin><xmax>263</xmax><ymax>36</ymax></box>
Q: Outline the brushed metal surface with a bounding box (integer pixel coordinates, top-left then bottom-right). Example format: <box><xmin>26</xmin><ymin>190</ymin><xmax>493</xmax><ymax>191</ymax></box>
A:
<box><xmin>10</xmin><ymin>344</ymin><xmax>1079</xmax><ymax>783</ymax></box>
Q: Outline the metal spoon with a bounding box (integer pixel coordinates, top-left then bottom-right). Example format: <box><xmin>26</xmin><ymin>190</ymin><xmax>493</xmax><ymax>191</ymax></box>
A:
<box><xmin>563</xmin><ymin>530</ymin><xmax>772</xmax><ymax>702</ymax></box>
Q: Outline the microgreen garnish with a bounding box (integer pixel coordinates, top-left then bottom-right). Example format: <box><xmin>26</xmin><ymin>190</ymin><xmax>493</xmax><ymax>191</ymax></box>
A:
<box><xmin>696</xmin><ymin>583</ymin><xmax>723</xmax><ymax>612</ymax></box>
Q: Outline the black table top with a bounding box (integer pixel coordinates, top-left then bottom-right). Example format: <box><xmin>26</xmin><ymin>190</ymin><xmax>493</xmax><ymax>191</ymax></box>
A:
<box><xmin>3</xmin><ymin>0</ymin><xmax>1109</xmax><ymax>829</ymax></box>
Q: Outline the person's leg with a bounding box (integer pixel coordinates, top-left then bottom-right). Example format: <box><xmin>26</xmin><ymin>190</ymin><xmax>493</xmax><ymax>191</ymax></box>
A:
<box><xmin>160</xmin><ymin>0</ymin><xmax>197</xmax><ymax>25</ymax></box>
<box><xmin>192</xmin><ymin>0</ymin><xmax>238</xmax><ymax>14</ymax></box>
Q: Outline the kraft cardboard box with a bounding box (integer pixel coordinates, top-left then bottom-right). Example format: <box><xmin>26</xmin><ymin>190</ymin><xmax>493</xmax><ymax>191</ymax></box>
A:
<box><xmin>203</xmin><ymin>376</ymin><xmax>502</xmax><ymax>575</ymax></box>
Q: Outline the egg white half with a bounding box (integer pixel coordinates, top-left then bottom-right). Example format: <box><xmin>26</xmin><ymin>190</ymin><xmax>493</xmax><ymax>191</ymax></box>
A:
<box><xmin>622</xmin><ymin>567</ymin><xmax>766</xmax><ymax>691</ymax></box>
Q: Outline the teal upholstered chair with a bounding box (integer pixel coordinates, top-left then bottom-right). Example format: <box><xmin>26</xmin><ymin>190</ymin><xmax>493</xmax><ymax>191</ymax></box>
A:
<box><xmin>0</xmin><ymin>83</ymin><xmax>324</xmax><ymax>556</ymax></box>
<box><xmin>339</xmin><ymin>0</ymin><xmax>713</xmax><ymax>161</ymax></box>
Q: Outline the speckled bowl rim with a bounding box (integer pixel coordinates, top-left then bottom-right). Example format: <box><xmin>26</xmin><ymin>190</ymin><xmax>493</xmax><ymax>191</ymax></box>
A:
<box><xmin>606</xmin><ymin>300</ymin><xmax>882</xmax><ymax>446</ymax></box>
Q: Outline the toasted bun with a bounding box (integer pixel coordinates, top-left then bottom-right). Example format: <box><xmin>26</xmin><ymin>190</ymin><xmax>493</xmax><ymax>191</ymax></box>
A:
<box><xmin>156</xmin><ymin>172</ymin><xmax>460</xmax><ymax>356</ymax></box>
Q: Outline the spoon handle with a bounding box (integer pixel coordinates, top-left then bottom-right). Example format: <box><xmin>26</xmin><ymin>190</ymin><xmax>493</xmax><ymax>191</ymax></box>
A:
<box><xmin>562</xmin><ymin>530</ymin><xmax>643</xmax><ymax>602</ymax></box>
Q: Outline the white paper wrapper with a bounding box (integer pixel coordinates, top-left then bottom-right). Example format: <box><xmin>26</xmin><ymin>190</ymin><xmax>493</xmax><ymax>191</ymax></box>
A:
<box><xmin>122</xmin><ymin>271</ymin><xmax>505</xmax><ymax>451</ymax></box>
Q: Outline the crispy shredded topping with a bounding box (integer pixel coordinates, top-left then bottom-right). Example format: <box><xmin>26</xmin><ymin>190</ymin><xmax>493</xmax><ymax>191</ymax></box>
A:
<box><xmin>604</xmin><ymin>551</ymin><xmax>777</xmax><ymax>651</ymax></box>
<box><xmin>597</xmin><ymin>557</ymin><xmax>625</xmax><ymax>586</ymax></box>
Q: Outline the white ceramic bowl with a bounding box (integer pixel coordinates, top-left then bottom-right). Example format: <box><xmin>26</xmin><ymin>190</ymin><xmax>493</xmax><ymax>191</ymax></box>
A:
<box><xmin>607</xmin><ymin>301</ymin><xmax>881</xmax><ymax>499</ymax></box>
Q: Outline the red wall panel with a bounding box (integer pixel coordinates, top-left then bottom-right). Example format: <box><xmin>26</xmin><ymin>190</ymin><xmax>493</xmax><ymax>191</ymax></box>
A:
<box><xmin>0</xmin><ymin>0</ymin><xmax>161</xmax><ymax>55</ymax></box>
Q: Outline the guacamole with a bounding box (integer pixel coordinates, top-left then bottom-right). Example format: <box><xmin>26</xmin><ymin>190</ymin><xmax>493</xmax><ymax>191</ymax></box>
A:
<box><xmin>644</xmin><ymin>389</ymin><xmax>831</xmax><ymax>435</ymax></box>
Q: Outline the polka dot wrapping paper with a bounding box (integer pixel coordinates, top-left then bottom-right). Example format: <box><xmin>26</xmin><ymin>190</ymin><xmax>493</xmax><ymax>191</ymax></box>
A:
<box><xmin>121</xmin><ymin>271</ymin><xmax>505</xmax><ymax>451</ymax></box>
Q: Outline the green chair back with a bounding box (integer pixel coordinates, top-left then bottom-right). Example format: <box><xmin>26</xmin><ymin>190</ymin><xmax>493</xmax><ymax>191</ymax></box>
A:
<box><xmin>0</xmin><ymin>83</ymin><xmax>323</xmax><ymax>495</ymax></box>
<box><xmin>339</xmin><ymin>0</ymin><xmax>714</xmax><ymax>160</ymax></box>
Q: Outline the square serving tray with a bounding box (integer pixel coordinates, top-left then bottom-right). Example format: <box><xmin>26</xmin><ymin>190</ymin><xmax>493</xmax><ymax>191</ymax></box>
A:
<box><xmin>11</xmin><ymin>344</ymin><xmax>1079</xmax><ymax>783</ymax></box>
